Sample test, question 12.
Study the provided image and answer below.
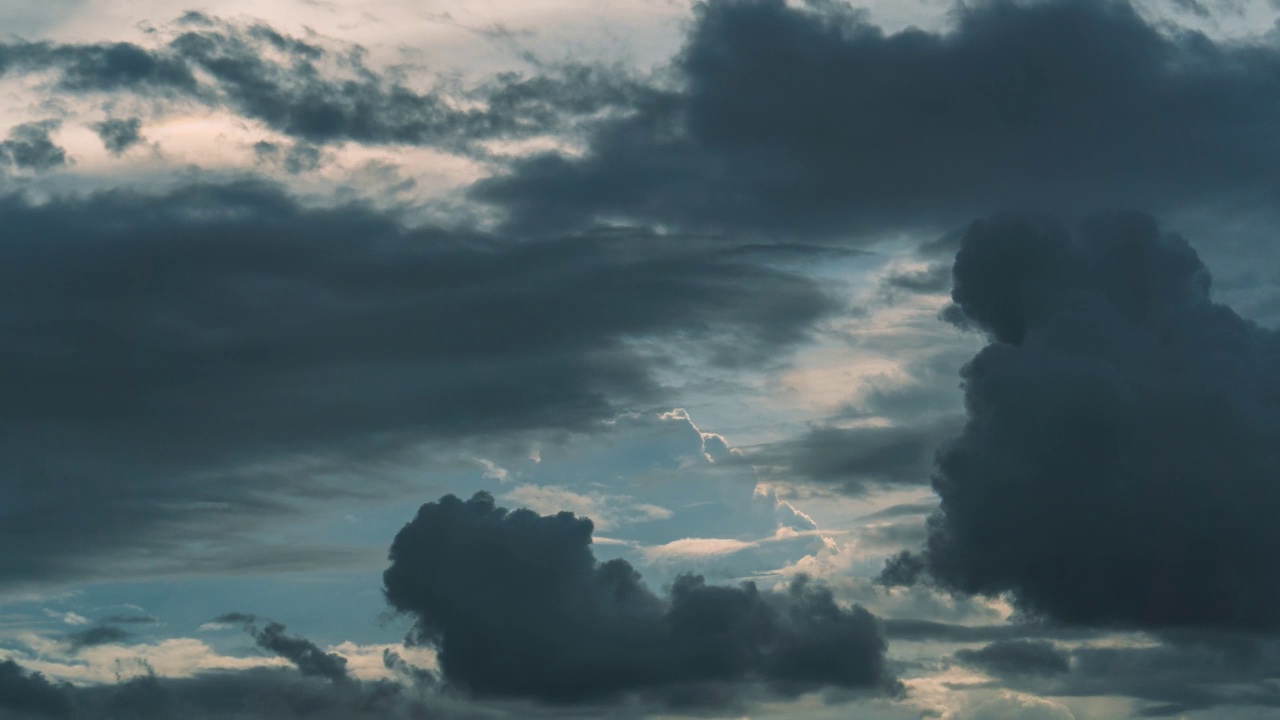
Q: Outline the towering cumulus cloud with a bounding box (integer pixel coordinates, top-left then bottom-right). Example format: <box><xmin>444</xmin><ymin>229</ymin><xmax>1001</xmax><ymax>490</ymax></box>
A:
<box><xmin>384</xmin><ymin>492</ymin><xmax>896</xmax><ymax>706</ymax></box>
<box><xmin>887</xmin><ymin>212</ymin><xmax>1280</xmax><ymax>629</ymax></box>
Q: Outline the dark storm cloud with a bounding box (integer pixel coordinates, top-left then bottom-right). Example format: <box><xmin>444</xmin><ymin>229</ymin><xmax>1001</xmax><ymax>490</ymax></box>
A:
<box><xmin>0</xmin><ymin>662</ymin><xmax>499</xmax><ymax>720</ymax></box>
<box><xmin>213</xmin><ymin>613</ymin><xmax>350</xmax><ymax>683</ymax></box>
<box><xmin>0</xmin><ymin>661</ymin><xmax>72</xmax><ymax>718</ymax></box>
<box><xmin>0</xmin><ymin>179</ymin><xmax>833</xmax><ymax>588</ymax></box>
<box><xmin>0</xmin><ymin>17</ymin><xmax>643</xmax><ymax>155</ymax></box>
<box><xmin>475</xmin><ymin>0</ymin><xmax>1280</xmax><ymax>238</ymax></box>
<box><xmin>883</xmin><ymin>212</ymin><xmax>1280</xmax><ymax>630</ymax></box>
<box><xmin>964</xmin><ymin>634</ymin><xmax>1280</xmax><ymax>717</ymax></box>
<box><xmin>0</xmin><ymin>121</ymin><xmax>67</xmax><ymax>171</ymax></box>
<box><xmin>1054</xmin><ymin>637</ymin><xmax>1280</xmax><ymax>717</ymax></box>
<box><xmin>63</xmin><ymin>625</ymin><xmax>132</xmax><ymax>651</ymax></box>
<box><xmin>748</xmin><ymin>416</ymin><xmax>963</xmax><ymax>493</ymax></box>
<box><xmin>92</xmin><ymin>117</ymin><xmax>144</xmax><ymax>155</ymax></box>
<box><xmin>383</xmin><ymin>492</ymin><xmax>897</xmax><ymax>706</ymax></box>
<box><xmin>252</xmin><ymin>622</ymin><xmax>350</xmax><ymax>683</ymax></box>
<box><xmin>955</xmin><ymin>640</ymin><xmax>1070</xmax><ymax>677</ymax></box>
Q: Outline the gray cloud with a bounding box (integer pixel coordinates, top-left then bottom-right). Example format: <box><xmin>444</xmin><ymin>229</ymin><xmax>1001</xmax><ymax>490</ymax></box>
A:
<box><xmin>0</xmin><ymin>661</ymin><xmax>72</xmax><ymax>718</ymax></box>
<box><xmin>63</xmin><ymin>625</ymin><xmax>132</xmax><ymax>652</ymax></box>
<box><xmin>92</xmin><ymin>117</ymin><xmax>144</xmax><ymax>155</ymax></box>
<box><xmin>252</xmin><ymin>140</ymin><xmax>323</xmax><ymax>174</ymax></box>
<box><xmin>749</xmin><ymin>416</ymin><xmax>963</xmax><ymax>493</ymax></box>
<box><xmin>383</xmin><ymin>492</ymin><xmax>898</xmax><ymax>706</ymax></box>
<box><xmin>883</xmin><ymin>212</ymin><xmax>1280</xmax><ymax>630</ymax></box>
<box><xmin>214</xmin><ymin>614</ymin><xmax>349</xmax><ymax>684</ymax></box>
<box><xmin>254</xmin><ymin>622</ymin><xmax>349</xmax><ymax>684</ymax></box>
<box><xmin>967</xmin><ymin>633</ymin><xmax>1280</xmax><ymax>717</ymax></box>
<box><xmin>0</xmin><ymin>121</ymin><xmax>67</xmax><ymax>171</ymax></box>
<box><xmin>0</xmin><ymin>662</ymin><xmax>491</xmax><ymax>720</ymax></box>
<box><xmin>474</xmin><ymin>0</ymin><xmax>1280</xmax><ymax>239</ymax></box>
<box><xmin>881</xmin><ymin>618</ymin><xmax>1101</xmax><ymax>644</ymax></box>
<box><xmin>955</xmin><ymin>640</ymin><xmax>1071</xmax><ymax>677</ymax></box>
<box><xmin>0</xmin><ymin>179</ymin><xmax>835</xmax><ymax>589</ymax></box>
<box><xmin>0</xmin><ymin>16</ymin><xmax>644</xmax><ymax>156</ymax></box>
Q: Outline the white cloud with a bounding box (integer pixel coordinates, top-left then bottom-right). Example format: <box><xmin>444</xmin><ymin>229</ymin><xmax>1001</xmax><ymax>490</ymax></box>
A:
<box><xmin>641</xmin><ymin>537</ymin><xmax>758</xmax><ymax>561</ymax></box>
<box><xmin>3</xmin><ymin>635</ymin><xmax>287</xmax><ymax>685</ymax></box>
<box><xmin>326</xmin><ymin>641</ymin><xmax>438</xmax><ymax>681</ymax></box>
<box><xmin>42</xmin><ymin>609</ymin><xmax>89</xmax><ymax>626</ymax></box>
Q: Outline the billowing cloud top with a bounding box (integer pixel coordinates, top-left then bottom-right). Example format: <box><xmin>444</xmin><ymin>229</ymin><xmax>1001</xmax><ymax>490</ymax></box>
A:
<box><xmin>888</xmin><ymin>212</ymin><xmax>1280</xmax><ymax>630</ymax></box>
<box><xmin>383</xmin><ymin>492</ymin><xmax>897</xmax><ymax>705</ymax></box>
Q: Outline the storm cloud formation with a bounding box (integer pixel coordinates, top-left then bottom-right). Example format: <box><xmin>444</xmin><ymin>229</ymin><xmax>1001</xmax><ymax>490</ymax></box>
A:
<box><xmin>383</xmin><ymin>492</ymin><xmax>896</xmax><ymax>705</ymax></box>
<box><xmin>477</xmin><ymin>0</ymin><xmax>1280</xmax><ymax>238</ymax></box>
<box><xmin>886</xmin><ymin>212</ymin><xmax>1280</xmax><ymax>630</ymax></box>
<box><xmin>0</xmin><ymin>180</ymin><xmax>833</xmax><ymax>588</ymax></box>
<box><xmin>0</xmin><ymin>663</ymin><xmax>453</xmax><ymax>720</ymax></box>
<box><xmin>0</xmin><ymin>661</ymin><xmax>72</xmax><ymax>718</ymax></box>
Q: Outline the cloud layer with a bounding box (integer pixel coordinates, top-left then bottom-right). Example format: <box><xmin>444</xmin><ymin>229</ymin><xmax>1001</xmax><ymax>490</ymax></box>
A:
<box><xmin>0</xmin><ymin>179</ymin><xmax>834</xmax><ymax>588</ymax></box>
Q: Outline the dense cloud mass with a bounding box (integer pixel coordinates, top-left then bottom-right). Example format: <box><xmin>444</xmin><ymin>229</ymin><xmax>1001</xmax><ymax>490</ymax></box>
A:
<box><xmin>0</xmin><ymin>180</ymin><xmax>834</xmax><ymax>587</ymax></box>
<box><xmin>477</xmin><ymin>0</ymin><xmax>1280</xmax><ymax>238</ymax></box>
<box><xmin>886</xmin><ymin>212</ymin><xmax>1280</xmax><ymax>629</ymax></box>
<box><xmin>0</xmin><ymin>661</ymin><xmax>72</xmax><ymax>718</ymax></box>
<box><xmin>383</xmin><ymin>492</ymin><xmax>897</xmax><ymax>705</ymax></box>
<box><xmin>0</xmin><ymin>662</ymin><xmax>452</xmax><ymax>720</ymax></box>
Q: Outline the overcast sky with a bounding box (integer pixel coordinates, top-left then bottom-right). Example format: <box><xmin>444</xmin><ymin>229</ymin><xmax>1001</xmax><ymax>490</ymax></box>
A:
<box><xmin>2</xmin><ymin>1</ymin><xmax>1280</xmax><ymax>718</ymax></box>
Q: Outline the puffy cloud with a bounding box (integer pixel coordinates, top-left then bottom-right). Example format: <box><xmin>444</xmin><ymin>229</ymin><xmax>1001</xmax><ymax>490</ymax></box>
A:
<box><xmin>382</xmin><ymin>492</ymin><xmax>898</xmax><ymax>706</ymax></box>
<box><xmin>885</xmin><ymin>212</ymin><xmax>1280</xmax><ymax>630</ymax></box>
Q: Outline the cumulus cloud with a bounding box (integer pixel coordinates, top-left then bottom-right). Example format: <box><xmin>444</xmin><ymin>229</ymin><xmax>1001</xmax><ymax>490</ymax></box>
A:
<box><xmin>382</xmin><ymin>492</ymin><xmax>898</xmax><ymax>706</ymax></box>
<box><xmin>884</xmin><ymin>212</ymin><xmax>1280</xmax><ymax>630</ymax></box>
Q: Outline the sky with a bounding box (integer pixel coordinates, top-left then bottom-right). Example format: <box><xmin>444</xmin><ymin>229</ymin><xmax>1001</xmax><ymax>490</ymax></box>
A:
<box><xmin>2</xmin><ymin>0</ymin><xmax>1280</xmax><ymax>718</ymax></box>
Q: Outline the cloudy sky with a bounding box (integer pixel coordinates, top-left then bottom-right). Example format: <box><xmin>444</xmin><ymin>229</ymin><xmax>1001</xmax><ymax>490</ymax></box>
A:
<box><xmin>2</xmin><ymin>0</ymin><xmax>1280</xmax><ymax>718</ymax></box>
